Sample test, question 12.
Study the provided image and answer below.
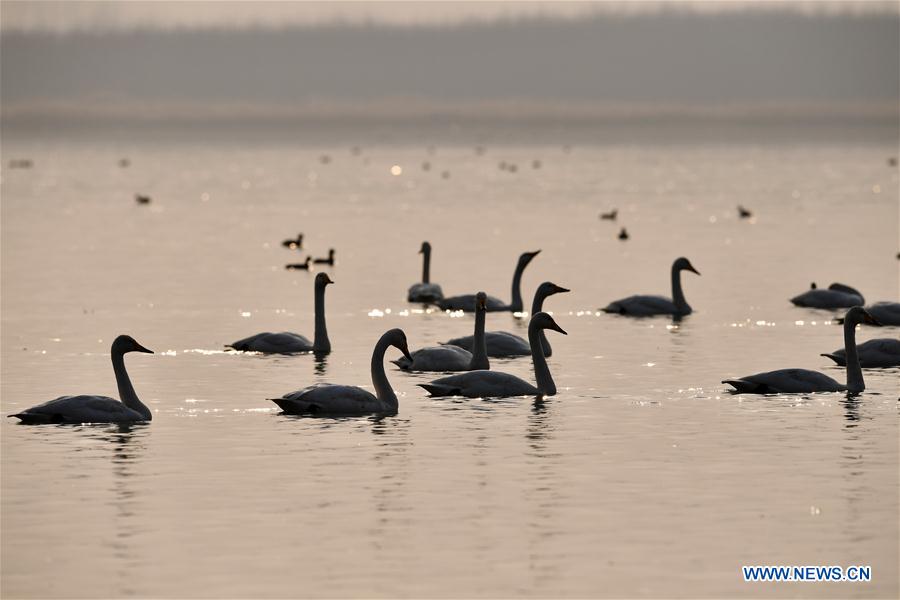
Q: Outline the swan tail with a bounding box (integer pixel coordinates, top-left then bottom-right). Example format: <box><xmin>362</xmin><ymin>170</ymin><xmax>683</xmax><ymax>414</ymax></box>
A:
<box><xmin>418</xmin><ymin>383</ymin><xmax>459</xmax><ymax>397</ymax></box>
<box><xmin>601</xmin><ymin>303</ymin><xmax>622</xmax><ymax>314</ymax></box>
<box><xmin>722</xmin><ymin>379</ymin><xmax>766</xmax><ymax>394</ymax></box>
<box><xmin>820</xmin><ymin>353</ymin><xmax>845</xmax><ymax>366</ymax></box>
<box><xmin>8</xmin><ymin>412</ymin><xmax>56</xmax><ymax>424</ymax></box>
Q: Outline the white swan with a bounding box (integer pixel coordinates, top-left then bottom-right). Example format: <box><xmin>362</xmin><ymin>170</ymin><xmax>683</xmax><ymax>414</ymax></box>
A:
<box><xmin>723</xmin><ymin>306</ymin><xmax>878</xmax><ymax>394</ymax></box>
<box><xmin>602</xmin><ymin>257</ymin><xmax>700</xmax><ymax>317</ymax></box>
<box><xmin>9</xmin><ymin>335</ymin><xmax>154</xmax><ymax>424</ymax></box>
<box><xmin>790</xmin><ymin>282</ymin><xmax>864</xmax><ymax>309</ymax></box>
<box><xmin>269</xmin><ymin>328</ymin><xmax>412</xmax><ymax>416</ymax></box>
<box><xmin>420</xmin><ymin>312</ymin><xmax>565</xmax><ymax>398</ymax></box>
<box><xmin>443</xmin><ymin>282</ymin><xmax>569</xmax><ymax>357</ymax></box>
<box><xmin>822</xmin><ymin>338</ymin><xmax>899</xmax><ymax>368</ymax></box>
<box><xmin>407</xmin><ymin>241</ymin><xmax>444</xmax><ymax>303</ymax></box>
<box><xmin>228</xmin><ymin>272</ymin><xmax>332</xmax><ymax>354</ymax></box>
<box><xmin>437</xmin><ymin>250</ymin><xmax>540</xmax><ymax>312</ymax></box>
<box><xmin>394</xmin><ymin>292</ymin><xmax>489</xmax><ymax>372</ymax></box>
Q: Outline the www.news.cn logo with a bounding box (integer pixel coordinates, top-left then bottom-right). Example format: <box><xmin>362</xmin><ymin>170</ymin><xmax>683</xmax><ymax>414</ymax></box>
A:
<box><xmin>742</xmin><ymin>565</ymin><xmax>871</xmax><ymax>582</ymax></box>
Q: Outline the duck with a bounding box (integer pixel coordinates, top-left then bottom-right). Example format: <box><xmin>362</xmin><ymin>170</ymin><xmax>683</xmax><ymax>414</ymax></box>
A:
<box><xmin>790</xmin><ymin>282</ymin><xmax>864</xmax><ymax>309</ymax></box>
<box><xmin>9</xmin><ymin>335</ymin><xmax>154</xmax><ymax>424</ymax></box>
<box><xmin>135</xmin><ymin>194</ymin><xmax>151</xmax><ymax>205</ymax></box>
<box><xmin>600</xmin><ymin>209</ymin><xmax>618</xmax><ymax>220</ymax></box>
<box><xmin>723</xmin><ymin>306</ymin><xmax>878</xmax><ymax>394</ymax></box>
<box><xmin>419</xmin><ymin>312</ymin><xmax>566</xmax><ymax>398</ymax></box>
<box><xmin>393</xmin><ymin>292</ymin><xmax>489</xmax><ymax>372</ymax></box>
<box><xmin>313</xmin><ymin>249</ymin><xmax>335</xmax><ymax>266</ymax></box>
<box><xmin>269</xmin><ymin>328</ymin><xmax>411</xmax><ymax>416</ymax></box>
<box><xmin>618</xmin><ymin>227</ymin><xmax>629</xmax><ymax>240</ymax></box>
<box><xmin>437</xmin><ymin>250</ymin><xmax>540</xmax><ymax>312</ymax></box>
<box><xmin>282</xmin><ymin>234</ymin><xmax>304</xmax><ymax>249</ymax></box>
<box><xmin>228</xmin><ymin>272</ymin><xmax>332</xmax><ymax>354</ymax></box>
<box><xmin>285</xmin><ymin>257</ymin><xmax>311</xmax><ymax>270</ymax></box>
<box><xmin>443</xmin><ymin>282</ymin><xmax>569</xmax><ymax>357</ymax></box>
<box><xmin>602</xmin><ymin>257</ymin><xmax>700</xmax><ymax>317</ymax></box>
<box><xmin>407</xmin><ymin>241</ymin><xmax>444</xmax><ymax>303</ymax></box>
<box><xmin>738</xmin><ymin>205</ymin><xmax>753</xmax><ymax>218</ymax></box>
<box><xmin>821</xmin><ymin>337</ymin><xmax>900</xmax><ymax>368</ymax></box>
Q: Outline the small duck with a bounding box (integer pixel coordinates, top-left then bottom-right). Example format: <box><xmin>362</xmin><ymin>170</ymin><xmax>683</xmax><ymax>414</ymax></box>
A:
<box><xmin>282</xmin><ymin>234</ymin><xmax>304</xmax><ymax>249</ymax></box>
<box><xmin>313</xmin><ymin>249</ymin><xmax>335</xmax><ymax>266</ymax></box>
<box><xmin>135</xmin><ymin>194</ymin><xmax>151</xmax><ymax>205</ymax></box>
<box><xmin>600</xmin><ymin>209</ymin><xmax>618</xmax><ymax>220</ymax></box>
<box><xmin>738</xmin><ymin>205</ymin><xmax>753</xmax><ymax>218</ymax></box>
<box><xmin>618</xmin><ymin>227</ymin><xmax>629</xmax><ymax>240</ymax></box>
<box><xmin>285</xmin><ymin>257</ymin><xmax>311</xmax><ymax>270</ymax></box>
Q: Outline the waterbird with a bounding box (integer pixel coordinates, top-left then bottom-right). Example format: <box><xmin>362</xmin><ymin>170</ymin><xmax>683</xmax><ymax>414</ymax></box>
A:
<box><xmin>269</xmin><ymin>328</ymin><xmax>411</xmax><ymax>416</ymax></box>
<box><xmin>602</xmin><ymin>257</ymin><xmax>700</xmax><ymax>317</ymax></box>
<box><xmin>821</xmin><ymin>338</ymin><xmax>900</xmax><ymax>368</ymax></box>
<box><xmin>618</xmin><ymin>227</ymin><xmax>629</xmax><ymax>240</ymax></box>
<box><xmin>282</xmin><ymin>233</ymin><xmax>304</xmax><ymax>249</ymax></box>
<box><xmin>407</xmin><ymin>241</ymin><xmax>444</xmax><ymax>303</ymax></box>
<box><xmin>9</xmin><ymin>336</ymin><xmax>153</xmax><ymax>424</ymax></box>
<box><xmin>227</xmin><ymin>272</ymin><xmax>332</xmax><ymax>354</ymax></box>
<box><xmin>738</xmin><ymin>205</ymin><xmax>753</xmax><ymax>218</ymax></box>
<box><xmin>437</xmin><ymin>250</ymin><xmax>540</xmax><ymax>312</ymax></box>
<box><xmin>833</xmin><ymin>301</ymin><xmax>900</xmax><ymax>326</ymax></box>
<box><xmin>313</xmin><ymin>249</ymin><xmax>335</xmax><ymax>266</ymax></box>
<box><xmin>723</xmin><ymin>307</ymin><xmax>879</xmax><ymax>394</ymax></box>
<box><xmin>285</xmin><ymin>257</ymin><xmax>311</xmax><ymax>270</ymax></box>
<box><xmin>790</xmin><ymin>282</ymin><xmax>864</xmax><ymax>309</ymax></box>
<box><xmin>600</xmin><ymin>209</ymin><xmax>618</xmax><ymax>220</ymax></box>
<box><xmin>444</xmin><ymin>282</ymin><xmax>569</xmax><ymax>357</ymax></box>
<box><xmin>135</xmin><ymin>194</ymin><xmax>151</xmax><ymax>205</ymax></box>
<box><xmin>420</xmin><ymin>312</ymin><xmax>566</xmax><ymax>398</ymax></box>
<box><xmin>394</xmin><ymin>292</ymin><xmax>489</xmax><ymax>372</ymax></box>
<box><xmin>118</xmin><ymin>158</ymin><xmax>130</xmax><ymax>168</ymax></box>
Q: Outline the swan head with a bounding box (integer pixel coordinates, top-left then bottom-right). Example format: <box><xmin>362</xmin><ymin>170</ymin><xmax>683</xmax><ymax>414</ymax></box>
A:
<box><xmin>315</xmin><ymin>272</ymin><xmax>333</xmax><ymax>287</ymax></box>
<box><xmin>419</xmin><ymin>241</ymin><xmax>431</xmax><ymax>254</ymax></box>
<box><xmin>530</xmin><ymin>312</ymin><xmax>567</xmax><ymax>336</ymax></box>
<box><xmin>384</xmin><ymin>328</ymin><xmax>413</xmax><ymax>361</ymax></box>
<box><xmin>475</xmin><ymin>291</ymin><xmax>487</xmax><ymax>312</ymax></box>
<box><xmin>328</xmin><ymin>248</ymin><xmax>335</xmax><ymax>258</ymax></box>
<box><xmin>673</xmin><ymin>257</ymin><xmax>700</xmax><ymax>276</ymax></box>
<box><xmin>112</xmin><ymin>335</ymin><xmax>153</xmax><ymax>355</ymax></box>
<box><xmin>537</xmin><ymin>281</ymin><xmax>570</xmax><ymax>298</ymax></box>
<box><xmin>844</xmin><ymin>306</ymin><xmax>880</xmax><ymax>327</ymax></box>
<box><xmin>519</xmin><ymin>250</ymin><xmax>541</xmax><ymax>266</ymax></box>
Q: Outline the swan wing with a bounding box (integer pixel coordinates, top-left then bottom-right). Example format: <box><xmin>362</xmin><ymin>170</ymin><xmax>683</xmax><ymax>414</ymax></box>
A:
<box><xmin>868</xmin><ymin>302</ymin><xmax>900</xmax><ymax>326</ymax></box>
<box><xmin>392</xmin><ymin>346</ymin><xmax>472</xmax><ymax>372</ymax></box>
<box><xmin>269</xmin><ymin>383</ymin><xmax>384</xmax><ymax>416</ymax></box>
<box><xmin>420</xmin><ymin>370</ymin><xmax>539</xmax><ymax>398</ymax></box>
<box><xmin>790</xmin><ymin>290</ymin><xmax>862</xmax><ymax>309</ymax></box>
<box><xmin>407</xmin><ymin>283</ymin><xmax>444</xmax><ymax>302</ymax></box>
<box><xmin>228</xmin><ymin>332</ymin><xmax>313</xmax><ymax>354</ymax></box>
<box><xmin>9</xmin><ymin>395</ymin><xmax>145</xmax><ymax>424</ymax></box>
<box><xmin>723</xmin><ymin>369</ymin><xmax>845</xmax><ymax>394</ymax></box>
<box><xmin>602</xmin><ymin>295</ymin><xmax>678</xmax><ymax>316</ymax></box>
<box><xmin>438</xmin><ymin>294</ymin><xmax>507</xmax><ymax>312</ymax></box>
<box><xmin>444</xmin><ymin>331</ymin><xmax>530</xmax><ymax>357</ymax></box>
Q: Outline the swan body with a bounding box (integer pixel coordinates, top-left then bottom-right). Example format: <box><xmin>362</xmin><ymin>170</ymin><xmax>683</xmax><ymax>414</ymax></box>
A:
<box><xmin>395</xmin><ymin>292</ymin><xmax>489</xmax><ymax>372</ymax></box>
<box><xmin>269</xmin><ymin>328</ymin><xmax>411</xmax><ymax>416</ymax></box>
<box><xmin>444</xmin><ymin>282</ymin><xmax>569</xmax><ymax>357</ymax></box>
<box><xmin>285</xmin><ymin>257</ymin><xmax>311</xmax><ymax>270</ymax></box>
<box><xmin>822</xmin><ymin>338</ymin><xmax>900</xmax><ymax>368</ymax></box>
<box><xmin>791</xmin><ymin>282</ymin><xmax>864</xmax><ymax>309</ymax></box>
<box><xmin>738</xmin><ymin>205</ymin><xmax>752</xmax><ymax>218</ymax></box>
<box><xmin>228</xmin><ymin>272</ymin><xmax>332</xmax><ymax>354</ymax></box>
<box><xmin>313</xmin><ymin>249</ymin><xmax>335</xmax><ymax>265</ymax></box>
<box><xmin>600</xmin><ymin>209</ymin><xmax>617</xmax><ymax>220</ymax></box>
<box><xmin>9</xmin><ymin>335</ymin><xmax>154</xmax><ymax>424</ymax></box>
<box><xmin>865</xmin><ymin>302</ymin><xmax>900</xmax><ymax>326</ymax></box>
<box><xmin>437</xmin><ymin>250</ymin><xmax>540</xmax><ymax>312</ymax></box>
<box><xmin>420</xmin><ymin>312</ymin><xmax>565</xmax><ymax>398</ymax></box>
<box><xmin>602</xmin><ymin>257</ymin><xmax>699</xmax><ymax>317</ymax></box>
<box><xmin>407</xmin><ymin>241</ymin><xmax>444</xmax><ymax>302</ymax></box>
<box><xmin>723</xmin><ymin>306</ymin><xmax>876</xmax><ymax>394</ymax></box>
<box><xmin>282</xmin><ymin>234</ymin><xmax>303</xmax><ymax>249</ymax></box>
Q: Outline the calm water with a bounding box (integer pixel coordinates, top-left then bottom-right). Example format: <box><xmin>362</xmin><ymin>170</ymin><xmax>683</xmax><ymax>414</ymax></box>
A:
<box><xmin>1</xmin><ymin>129</ymin><xmax>898</xmax><ymax>598</ymax></box>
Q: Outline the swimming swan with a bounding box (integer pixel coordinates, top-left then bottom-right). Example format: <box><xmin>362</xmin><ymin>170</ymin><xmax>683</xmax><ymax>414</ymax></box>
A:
<box><xmin>437</xmin><ymin>250</ymin><xmax>540</xmax><ymax>312</ymax></box>
<box><xmin>420</xmin><ymin>312</ymin><xmax>566</xmax><ymax>398</ymax></box>
<box><xmin>313</xmin><ymin>249</ymin><xmax>335</xmax><ymax>265</ymax></box>
<box><xmin>282</xmin><ymin>233</ymin><xmax>303</xmax><ymax>249</ymax></box>
<box><xmin>269</xmin><ymin>328</ymin><xmax>412</xmax><ymax>416</ymax></box>
<box><xmin>723</xmin><ymin>306</ymin><xmax>878</xmax><ymax>394</ymax></box>
<box><xmin>394</xmin><ymin>292</ymin><xmax>489</xmax><ymax>372</ymax></box>
<box><xmin>843</xmin><ymin>302</ymin><xmax>900</xmax><ymax>326</ymax></box>
<box><xmin>821</xmin><ymin>337</ymin><xmax>900</xmax><ymax>368</ymax></box>
<box><xmin>444</xmin><ymin>282</ymin><xmax>569</xmax><ymax>357</ymax></box>
<box><xmin>602</xmin><ymin>257</ymin><xmax>700</xmax><ymax>317</ymax></box>
<box><xmin>228</xmin><ymin>272</ymin><xmax>332</xmax><ymax>354</ymax></box>
<box><xmin>9</xmin><ymin>335</ymin><xmax>154</xmax><ymax>424</ymax></box>
<box><xmin>407</xmin><ymin>241</ymin><xmax>444</xmax><ymax>303</ymax></box>
<box><xmin>790</xmin><ymin>282</ymin><xmax>864</xmax><ymax>309</ymax></box>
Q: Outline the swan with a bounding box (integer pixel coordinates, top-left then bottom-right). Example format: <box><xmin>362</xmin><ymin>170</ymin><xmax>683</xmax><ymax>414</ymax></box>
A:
<box><xmin>394</xmin><ymin>292</ymin><xmax>489</xmax><ymax>371</ymax></box>
<box><xmin>861</xmin><ymin>302</ymin><xmax>900</xmax><ymax>326</ymax></box>
<box><xmin>313</xmin><ymin>249</ymin><xmax>335</xmax><ymax>265</ymax></box>
<box><xmin>282</xmin><ymin>233</ymin><xmax>303</xmax><ymax>249</ymax></box>
<box><xmin>420</xmin><ymin>312</ymin><xmax>566</xmax><ymax>398</ymax></box>
<box><xmin>407</xmin><ymin>241</ymin><xmax>444</xmax><ymax>303</ymax></box>
<box><xmin>443</xmin><ymin>282</ymin><xmax>569</xmax><ymax>357</ymax></box>
<box><xmin>9</xmin><ymin>335</ymin><xmax>154</xmax><ymax>424</ymax></box>
<box><xmin>228</xmin><ymin>272</ymin><xmax>332</xmax><ymax>354</ymax></box>
<box><xmin>599</xmin><ymin>209</ymin><xmax>617</xmax><ymax>220</ymax></box>
<box><xmin>738</xmin><ymin>205</ymin><xmax>752</xmax><ymax>218</ymax></box>
<box><xmin>723</xmin><ymin>306</ymin><xmax>878</xmax><ymax>394</ymax></box>
<box><xmin>602</xmin><ymin>257</ymin><xmax>700</xmax><ymax>317</ymax></box>
<box><xmin>135</xmin><ymin>194</ymin><xmax>151</xmax><ymax>205</ymax></box>
<box><xmin>618</xmin><ymin>228</ymin><xmax>629</xmax><ymax>240</ymax></box>
<box><xmin>285</xmin><ymin>257</ymin><xmax>311</xmax><ymax>270</ymax></box>
<box><xmin>269</xmin><ymin>328</ymin><xmax>412</xmax><ymax>416</ymax></box>
<box><xmin>790</xmin><ymin>282</ymin><xmax>864</xmax><ymax>309</ymax></box>
<box><xmin>822</xmin><ymin>338</ymin><xmax>900</xmax><ymax>368</ymax></box>
<box><xmin>437</xmin><ymin>250</ymin><xmax>540</xmax><ymax>312</ymax></box>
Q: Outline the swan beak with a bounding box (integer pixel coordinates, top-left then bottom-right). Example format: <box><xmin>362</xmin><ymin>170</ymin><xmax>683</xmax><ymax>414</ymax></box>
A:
<box><xmin>324</xmin><ymin>274</ymin><xmax>334</xmax><ymax>284</ymax></box>
<box><xmin>548</xmin><ymin>322</ymin><xmax>567</xmax><ymax>335</ymax></box>
<box><xmin>687</xmin><ymin>265</ymin><xmax>701</xmax><ymax>276</ymax></box>
<box><xmin>556</xmin><ymin>285</ymin><xmax>570</xmax><ymax>294</ymax></box>
<box><xmin>400</xmin><ymin>345</ymin><xmax>413</xmax><ymax>361</ymax></box>
<box><xmin>135</xmin><ymin>343</ymin><xmax>154</xmax><ymax>354</ymax></box>
<box><xmin>863</xmin><ymin>310</ymin><xmax>881</xmax><ymax>326</ymax></box>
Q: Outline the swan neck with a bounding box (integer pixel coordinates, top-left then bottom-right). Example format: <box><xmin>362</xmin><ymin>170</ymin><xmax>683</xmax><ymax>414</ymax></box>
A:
<box><xmin>528</xmin><ymin>323</ymin><xmax>556</xmax><ymax>395</ymax></box>
<box><xmin>421</xmin><ymin>246</ymin><xmax>431</xmax><ymax>284</ymax></box>
<box><xmin>531</xmin><ymin>288</ymin><xmax>552</xmax><ymax>356</ymax></box>
<box><xmin>470</xmin><ymin>307</ymin><xmax>490</xmax><ymax>370</ymax></box>
<box><xmin>510</xmin><ymin>259</ymin><xmax>528</xmax><ymax>312</ymax></box>
<box><xmin>371</xmin><ymin>336</ymin><xmax>398</xmax><ymax>409</ymax></box>
<box><xmin>844</xmin><ymin>318</ymin><xmax>864</xmax><ymax>393</ymax></box>
<box><xmin>112</xmin><ymin>351</ymin><xmax>151</xmax><ymax>420</ymax></box>
<box><xmin>313</xmin><ymin>283</ymin><xmax>331</xmax><ymax>353</ymax></box>
<box><xmin>671</xmin><ymin>265</ymin><xmax>689</xmax><ymax>312</ymax></box>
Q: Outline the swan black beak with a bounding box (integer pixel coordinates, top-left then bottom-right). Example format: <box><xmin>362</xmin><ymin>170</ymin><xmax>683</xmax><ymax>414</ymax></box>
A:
<box><xmin>135</xmin><ymin>343</ymin><xmax>154</xmax><ymax>354</ymax></box>
<box><xmin>547</xmin><ymin>322</ymin><xmax>567</xmax><ymax>335</ymax></box>
<box><xmin>688</xmin><ymin>265</ymin><xmax>701</xmax><ymax>276</ymax></box>
<box><xmin>400</xmin><ymin>345</ymin><xmax>413</xmax><ymax>361</ymax></box>
<box><xmin>556</xmin><ymin>285</ymin><xmax>570</xmax><ymax>294</ymax></box>
<box><xmin>323</xmin><ymin>274</ymin><xmax>334</xmax><ymax>284</ymax></box>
